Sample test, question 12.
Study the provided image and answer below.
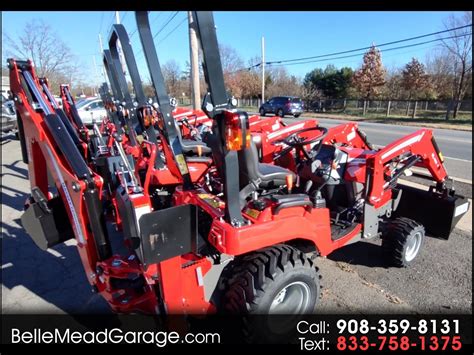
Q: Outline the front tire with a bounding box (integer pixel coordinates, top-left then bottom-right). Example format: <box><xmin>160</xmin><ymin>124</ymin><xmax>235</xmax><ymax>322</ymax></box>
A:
<box><xmin>294</xmin><ymin>113</ymin><xmax>301</xmax><ymax>118</ymax></box>
<box><xmin>259</xmin><ymin>108</ymin><xmax>266</xmax><ymax>117</ymax></box>
<box><xmin>382</xmin><ymin>217</ymin><xmax>425</xmax><ymax>267</ymax></box>
<box><xmin>277</xmin><ymin>108</ymin><xmax>285</xmax><ymax>118</ymax></box>
<box><xmin>223</xmin><ymin>244</ymin><xmax>321</xmax><ymax>341</ymax></box>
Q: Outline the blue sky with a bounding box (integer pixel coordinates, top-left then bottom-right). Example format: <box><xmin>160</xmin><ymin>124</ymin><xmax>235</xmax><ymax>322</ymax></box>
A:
<box><xmin>2</xmin><ymin>11</ymin><xmax>462</xmax><ymax>85</ymax></box>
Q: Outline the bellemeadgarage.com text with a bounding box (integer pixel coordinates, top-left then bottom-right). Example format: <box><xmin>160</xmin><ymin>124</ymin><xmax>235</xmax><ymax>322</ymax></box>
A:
<box><xmin>11</xmin><ymin>328</ymin><xmax>221</xmax><ymax>347</ymax></box>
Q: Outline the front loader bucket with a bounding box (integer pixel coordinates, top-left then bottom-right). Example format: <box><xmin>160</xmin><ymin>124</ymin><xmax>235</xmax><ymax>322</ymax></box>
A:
<box><xmin>394</xmin><ymin>184</ymin><xmax>470</xmax><ymax>239</ymax></box>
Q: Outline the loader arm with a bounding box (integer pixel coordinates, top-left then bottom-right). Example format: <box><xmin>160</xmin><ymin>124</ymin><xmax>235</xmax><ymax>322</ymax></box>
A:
<box><xmin>323</xmin><ymin>122</ymin><xmax>374</xmax><ymax>150</ymax></box>
<box><xmin>366</xmin><ymin>129</ymin><xmax>448</xmax><ymax>207</ymax></box>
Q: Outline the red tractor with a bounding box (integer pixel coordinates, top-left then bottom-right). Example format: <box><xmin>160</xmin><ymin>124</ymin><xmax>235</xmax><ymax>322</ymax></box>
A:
<box><xmin>9</xmin><ymin>10</ymin><xmax>469</xmax><ymax>339</ymax></box>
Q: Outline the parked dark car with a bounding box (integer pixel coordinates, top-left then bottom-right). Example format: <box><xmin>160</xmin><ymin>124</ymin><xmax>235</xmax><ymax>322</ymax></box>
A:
<box><xmin>259</xmin><ymin>96</ymin><xmax>303</xmax><ymax>118</ymax></box>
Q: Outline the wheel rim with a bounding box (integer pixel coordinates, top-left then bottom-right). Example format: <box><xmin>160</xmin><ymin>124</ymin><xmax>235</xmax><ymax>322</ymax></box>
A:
<box><xmin>405</xmin><ymin>231</ymin><xmax>422</xmax><ymax>262</ymax></box>
<box><xmin>269</xmin><ymin>281</ymin><xmax>311</xmax><ymax>314</ymax></box>
<box><xmin>267</xmin><ymin>281</ymin><xmax>312</xmax><ymax>334</ymax></box>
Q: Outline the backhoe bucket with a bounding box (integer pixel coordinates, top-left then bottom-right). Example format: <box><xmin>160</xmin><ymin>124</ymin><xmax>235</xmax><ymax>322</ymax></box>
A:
<box><xmin>21</xmin><ymin>196</ymin><xmax>74</xmax><ymax>250</ymax></box>
<box><xmin>394</xmin><ymin>184</ymin><xmax>470</xmax><ymax>239</ymax></box>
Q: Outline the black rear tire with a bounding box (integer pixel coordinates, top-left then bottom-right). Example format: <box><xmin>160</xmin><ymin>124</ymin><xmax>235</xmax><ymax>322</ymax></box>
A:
<box><xmin>223</xmin><ymin>244</ymin><xmax>321</xmax><ymax>342</ymax></box>
<box><xmin>382</xmin><ymin>217</ymin><xmax>425</xmax><ymax>267</ymax></box>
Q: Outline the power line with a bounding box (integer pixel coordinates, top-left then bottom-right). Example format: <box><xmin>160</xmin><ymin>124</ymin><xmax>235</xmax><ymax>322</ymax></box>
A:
<box><xmin>128</xmin><ymin>12</ymin><xmax>162</xmax><ymax>39</ymax></box>
<box><xmin>107</xmin><ymin>12</ymin><xmax>116</xmax><ymax>29</ymax></box>
<box><xmin>268</xmin><ymin>23</ymin><xmax>472</xmax><ymax>65</ymax></box>
<box><xmin>133</xmin><ymin>11</ymin><xmax>181</xmax><ymax>60</ymax></box>
<box><xmin>151</xmin><ymin>11</ymin><xmax>164</xmax><ymax>23</ymax></box>
<box><xmin>121</xmin><ymin>11</ymin><xmax>129</xmax><ymax>23</ymax></box>
<box><xmin>98</xmin><ymin>12</ymin><xmax>105</xmax><ymax>35</ymax></box>
<box><xmin>153</xmin><ymin>11</ymin><xmax>179</xmax><ymax>40</ymax></box>
<box><xmin>229</xmin><ymin>28</ymin><xmax>472</xmax><ymax>73</ymax></box>
<box><xmin>157</xmin><ymin>16</ymin><xmax>187</xmax><ymax>44</ymax></box>
<box><xmin>100</xmin><ymin>11</ymin><xmax>116</xmax><ymax>43</ymax></box>
<box><xmin>267</xmin><ymin>32</ymin><xmax>472</xmax><ymax>67</ymax></box>
<box><xmin>228</xmin><ymin>63</ymin><xmax>262</xmax><ymax>75</ymax></box>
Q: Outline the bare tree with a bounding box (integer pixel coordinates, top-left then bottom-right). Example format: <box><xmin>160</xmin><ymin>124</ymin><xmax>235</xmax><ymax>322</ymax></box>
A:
<box><xmin>300</xmin><ymin>85</ymin><xmax>323</xmax><ymax>110</ymax></box>
<box><xmin>219</xmin><ymin>44</ymin><xmax>244</xmax><ymax>75</ymax></box>
<box><xmin>238</xmin><ymin>56</ymin><xmax>262</xmax><ymax>99</ymax></box>
<box><xmin>218</xmin><ymin>44</ymin><xmax>245</xmax><ymax>98</ymax></box>
<box><xmin>265</xmin><ymin>66</ymin><xmax>302</xmax><ymax>98</ymax></box>
<box><xmin>4</xmin><ymin>19</ymin><xmax>80</xmax><ymax>94</ymax></box>
<box><xmin>425</xmin><ymin>52</ymin><xmax>454</xmax><ymax>99</ymax></box>
<box><xmin>142</xmin><ymin>80</ymin><xmax>156</xmax><ymax>100</ymax></box>
<box><xmin>162</xmin><ymin>60</ymin><xmax>182</xmax><ymax>98</ymax></box>
<box><xmin>381</xmin><ymin>66</ymin><xmax>403</xmax><ymax>99</ymax></box>
<box><xmin>439</xmin><ymin>11</ymin><xmax>472</xmax><ymax>119</ymax></box>
<box><xmin>238</xmin><ymin>72</ymin><xmax>261</xmax><ymax>99</ymax></box>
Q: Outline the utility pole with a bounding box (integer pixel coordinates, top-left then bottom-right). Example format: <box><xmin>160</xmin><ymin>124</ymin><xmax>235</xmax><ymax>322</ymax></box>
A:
<box><xmin>92</xmin><ymin>55</ymin><xmax>100</xmax><ymax>96</ymax></box>
<box><xmin>98</xmin><ymin>34</ymin><xmax>107</xmax><ymax>81</ymax></box>
<box><xmin>92</xmin><ymin>55</ymin><xmax>99</xmax><ymax>96</ymax></box>
<box><xmin>261</xmin><ymin>36</ymin><xmax>265</xmax><ymax>104</ymax></box>
<box><xmin>115</xmin><ymin>11</ymin><xmax>127</xmax><ymax>76</ymax></box>
<box><xmin>188</xmin><ymin>11</ymin><xmax>201</xmax><ymax>110</ymax></box>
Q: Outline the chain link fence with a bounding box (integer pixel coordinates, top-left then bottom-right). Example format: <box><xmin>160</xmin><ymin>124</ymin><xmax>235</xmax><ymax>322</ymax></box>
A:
<box><xmin>177</xmin><ymin>95</ymin><xmax>472</xmax><ymax>120</ymax></box>
<box><xmin>303</xmin><ymin>99</ymin><xmax>472</xmax><ymax>119</ymax></box>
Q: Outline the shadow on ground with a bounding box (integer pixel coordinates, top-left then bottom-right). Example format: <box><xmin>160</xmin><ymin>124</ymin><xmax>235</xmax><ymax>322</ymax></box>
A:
<box><xmin>1</xmin><ymin>216</ymin><xmax>111</xmax><ymax>314</ymax></box>
<box><xmin>1</xmin><ymin>160</ymin><xmax>29</xmax><ymax>182</ymax></box>
<box><xmin>1</xmin><ymin>164</ymin><xmax>111</xmax><ymax>314</ymax></box>
<box><xmin>327</xmin><ymin>240</ymin><xmax>390</xmax><ymax>268</ymax></box>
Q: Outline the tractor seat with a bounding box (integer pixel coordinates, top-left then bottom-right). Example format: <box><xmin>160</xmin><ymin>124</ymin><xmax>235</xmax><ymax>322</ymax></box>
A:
<box><xmin>255</xmin><ymin>162</ymin><xmax>295</xmax><ymax>186</ymax></box>
<box><xmin>240</xmin><ymin>140</ymin><xmax>296</xmax><ymax>188</ymax></box>
<box><xmin>181</xmin><ymin>139</ymin><xmax>212</xmax><ymax>155</ymax></box>
<box><xmin>173</xmin><ymin>120</ymin><xmax>212</xmax><ymax>155</ymax></box>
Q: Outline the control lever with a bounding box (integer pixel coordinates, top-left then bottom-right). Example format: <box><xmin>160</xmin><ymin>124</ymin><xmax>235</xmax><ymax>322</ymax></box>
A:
<box><xmin>113</xmin><ymin>137</ymin><xmax>141</xmax><ymax>193</ymax></box>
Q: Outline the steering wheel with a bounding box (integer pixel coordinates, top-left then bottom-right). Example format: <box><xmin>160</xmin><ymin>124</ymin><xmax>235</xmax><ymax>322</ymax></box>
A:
<box><xmin>284</xmin><ymin>126</ymin><xmax>328</xmax><ymax>157</ymax></box>
<box><xmin>284</xmin><ymin>126</ymin><xmax>327</xmax><ymax>146</ymax></box>
<box><xmin>273</xmin><ymin>126</ymin><xmax>328</xmax><ymax>162</ymax></box>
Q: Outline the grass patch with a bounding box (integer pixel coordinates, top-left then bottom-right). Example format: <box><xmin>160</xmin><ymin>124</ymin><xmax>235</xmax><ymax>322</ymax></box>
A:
<box><xmin>341</xmin><ymin>108</ymin><xmax>472</xmax><ymax>121</ymax></box>
<box><xmin>365</xmin><ymin>115</ymin><xmax>472</xmax><ymax>126</ymax></box>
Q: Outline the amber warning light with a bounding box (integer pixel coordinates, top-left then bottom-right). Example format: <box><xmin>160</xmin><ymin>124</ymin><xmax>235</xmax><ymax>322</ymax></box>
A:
<box><xmin>224</xmin><ymin>111</ymin><xmax>250</xmax><ymax>151</ymax></box>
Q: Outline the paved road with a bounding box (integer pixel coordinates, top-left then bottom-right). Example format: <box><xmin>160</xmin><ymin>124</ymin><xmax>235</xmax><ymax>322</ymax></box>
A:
<box><xmin>1</xmin><ymin>134</ymin><xmax>471</xmax><ymax>315</ymax></box>
<box><xmin>281</xmin><ymin>115</ymin><xmax>473</xmax><ymax>181</ymax></box>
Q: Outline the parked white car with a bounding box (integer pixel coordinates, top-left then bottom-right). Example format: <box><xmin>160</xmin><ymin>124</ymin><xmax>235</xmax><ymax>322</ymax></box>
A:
<box><xmin>76</xmin><ymin>98</ymin><xmax>107</xmax><ymax>126</ymax></box>
<box><xmin>1</xmin><ymin>93</ymin><xmax>17</xmax><ymax>134</ymax></box>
